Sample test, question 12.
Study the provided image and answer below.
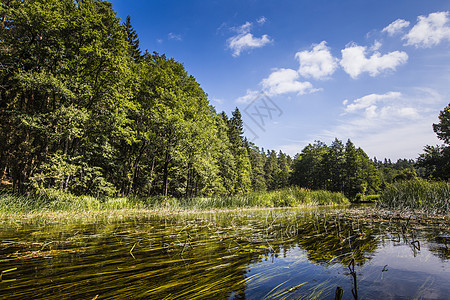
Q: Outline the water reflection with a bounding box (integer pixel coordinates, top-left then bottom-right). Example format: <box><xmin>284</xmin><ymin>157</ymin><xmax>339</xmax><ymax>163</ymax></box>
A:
<box><xmin>0</xmin><ymin>208</ymin><xmax>449</xmax><ymax>299</ymax></box>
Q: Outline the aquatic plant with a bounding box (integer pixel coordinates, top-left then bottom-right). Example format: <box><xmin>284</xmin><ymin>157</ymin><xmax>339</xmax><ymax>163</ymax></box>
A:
<box><xmin>0</xmin><ymin>187</ymin><xmax>349</xmax><ymax>214</ymax></box>
<box><xmin>1</xmin><ymin>207</ymin><xmax>448</xmax><ymax>299</ymax></box>
<box><xmin>377</xmin><ymin>180</ymin><xmax>450</xmax><ymax>214</ymax></box>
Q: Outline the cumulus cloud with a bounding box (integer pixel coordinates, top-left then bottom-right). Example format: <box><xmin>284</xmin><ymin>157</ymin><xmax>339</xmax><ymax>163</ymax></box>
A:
<box><xmin>343</xmin><ymin>91</ymin><xmax>421</xmax><ymax>120</ymax></box>
<box><xmin>261</xmin><ymin>68</ymin><xmax>316</xmax><ymax>96</ymax></box>
<box><xmin>403</xmin><ymin>11</ymin><xmax>450</xmax><ymax>47</ymax></box>
<box><xmin>295</xmin><ymin>41</ymin><xmax>338</xmax><ymax>80</ymax></box>
<box><xmin>340</xmin><ymin>43</ymin><xmax>408</xmax><ymax>78</ymax></box>
<box><xmin>235</xmin><ymin>68</ymin><xmax>318</xmax><ymax>102</ymax></box>
<box><xmin>227</xmin><ymin>19</ymin><xmax>272</xmax><ymax>57</ymax></box>
<box><xmin>236</xmin><ymin>89</ymin><xmax>260</xmax><ymax>104</ymax></box>
<box><xmin>382</xmin><ymin>19</ymin><xmax>410</xmax><ymax>36</ymax></box>
<box><xmin>344</xmin><ymin>91</ymin><xmax>402</xmax><ymax>114</ymax></box>
<box><xmin>370</xmin><ymin>41</ymin><xmax>382</xmax><ymax>52</ymax></box>
<box><xmin>317</xmin><ymin>89</ymin><xmax>444</xmax><ymax>159</ymax></box>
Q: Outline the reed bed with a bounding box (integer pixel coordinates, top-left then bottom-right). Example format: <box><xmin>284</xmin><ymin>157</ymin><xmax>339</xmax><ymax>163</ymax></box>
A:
<box><xmin>0</xmin><ymin>187</ymin><xmax>349</xmax><ymax>214</ymax></box>
<box><xmin>377</xmin><ymin>180</ymin><xmax>450</xmax><ymax>214</ymax></box>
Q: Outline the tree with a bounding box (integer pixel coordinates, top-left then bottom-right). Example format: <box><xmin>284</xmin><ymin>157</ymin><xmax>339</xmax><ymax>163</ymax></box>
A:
<box><xmin>322</xmin><ymin>138</ymin><xmax>345</xmax><ymax>192</ymax></box>
<box><xmin>247</xmin><ymin>143</ymin><xmax>266</xmax><ymax>191</ymax></box>
<box><xmin>1</xmin><ymin>0</ymin><xmax>132</xmax><ymax>194</ymax></box>
<box><xmin>291</xmin><ymin>141</ymin><xmax>327</xmax><ymax>190</ymax></box>
<box><xmin>264</xmin><ymin>150</ymin><xmax>279</xmax><ymax>190</ymax></box>
<box><xmin>123</xmin><ymin>15</ymin><xmax>142</xmax><ymax>61</ymax></box>
<box><xmin>274</xmin><ymin>151</ymin><xmax>290</xmax><ymax>189</ymax></box>
<box><xmin>417</xmin><ymin>103</ymin><xmax>450</xmax><ymax>180</ymax></box>
<box><xmin>343</xmin><ymin>140</ymin><xmax>364</xmax><ymax>198</ymax></box>
<box><xmin>417</xmin><ymin>145</ymin><xmax>450</xmax><ymax>180</ymax></box>
<box><xmin>433</xmin><ymin>103</ymin><xmax>450</xmax><ymax>144</ymax></box>
<box><xmin>214</xmin><ymin>113</ymin><xmax>236</xmax><ymax>194</ymax></box>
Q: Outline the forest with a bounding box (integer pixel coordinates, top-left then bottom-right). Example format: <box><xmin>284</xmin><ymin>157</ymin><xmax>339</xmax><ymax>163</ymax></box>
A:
<box><xmin>1</xmin><ymin>0</ymin><xmax>449</xmax><ymax>202</ymax></box>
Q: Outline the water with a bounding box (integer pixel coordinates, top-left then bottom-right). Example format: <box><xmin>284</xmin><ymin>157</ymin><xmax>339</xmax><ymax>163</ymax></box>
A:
<box><xmin>0</xmin><ymin>208</ymin><xmax>449</xmax><ymax>299</ymax></box>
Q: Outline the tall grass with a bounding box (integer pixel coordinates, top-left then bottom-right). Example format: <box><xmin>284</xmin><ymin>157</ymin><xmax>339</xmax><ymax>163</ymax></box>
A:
<box><xmin>0</xmin><ymin>187</ymin><xmax>348</xmax><ymax>213</ymax></box>
<box><xmin>172</xmin><ymin>187</ymin><xmax>348</xmax><ymax>209</ymax></box>
<box><xmin>0</xmin><ymin>188</ymin><xmax>145</xmax><ymax>213</ymax></box>
<box><xmin>377</xmin><ymin>180</ymin><xmax>450</xmax><ymax>214</ymax></box>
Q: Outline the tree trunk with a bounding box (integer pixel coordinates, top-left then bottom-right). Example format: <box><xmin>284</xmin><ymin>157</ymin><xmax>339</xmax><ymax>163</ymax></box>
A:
<box><xmin>147</xmin><ymin>156</ymin><xmax>156</xmax><ymax>197</ymax></box>
<box><xmin>163</xmin><ymin>151</ymin><xmax>170</xmax><ymax>197</ymax></box>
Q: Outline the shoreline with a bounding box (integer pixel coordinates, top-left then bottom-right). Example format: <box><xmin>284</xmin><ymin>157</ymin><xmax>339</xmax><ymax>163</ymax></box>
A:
<box><xmin>2</xmin><ymin>204</ymin><xmax>449</xmax><ymax>226</ymax></box>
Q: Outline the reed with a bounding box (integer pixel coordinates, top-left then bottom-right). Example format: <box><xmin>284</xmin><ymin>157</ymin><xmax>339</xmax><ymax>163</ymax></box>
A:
<box><xmin>0</xmin><ymin>187</ymin><xmax>349</xmax><ymax>214</ymax></box>
<box><xmin>377</xmin><ymin>180</ymin><xmax>450</xmax><ymax>214</ymax></box>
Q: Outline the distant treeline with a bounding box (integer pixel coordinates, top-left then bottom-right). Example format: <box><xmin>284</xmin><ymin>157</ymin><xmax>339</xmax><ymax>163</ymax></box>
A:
<box><xmin>1</xmin><ymin>0</ymin><xmax>448</xmax><ymax>200</ymax></box>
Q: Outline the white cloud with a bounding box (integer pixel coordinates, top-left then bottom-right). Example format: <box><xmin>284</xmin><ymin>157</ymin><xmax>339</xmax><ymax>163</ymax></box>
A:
<box><xmin>382</xmin><ymin>19</ymin><xmax>410</xmax><ymax>36</ymax></box>
<box><xmin>340</xmin><ymin>43</ymin><xmax>408</xmax><ymax>78</ymax></box>
<box><xmin>236</xmin><ymin>89</ymin><xmax>260</xmax><ymax>104</ymax></box>
<box><xmin>168</xmin><ymin>32</ymin><xmax>182</xmax><ymax>41</ymax></box>
<box><xmin>211</xmin><ymin>98</ymin><xmax>224</xmax><ymax>105</ymax></box>
<box><xmin>227</xmin><ymin>20</ymin><xmax>272</xmax><ymax>57</ymax></box>
<box><xmin>370</xmin><ymin>40</ymin><xmax>382</xmax><ymax>52</ymax></box>
<box><xmin>318</xmin><ymin>89</ymin><xmax>444</xmax><ymax>159</ymax></box>
<box><xmin>295</xmin><ymin>41</ymin><xmax>338</xmax><ymax>80</ymax></box>
<box><xmin>257</xmin><ymin>16</ymin><xmax>267</xmax><ymax>25</ymax></box>
<box><xmin>344</xmin><ymin>91</ymin><xmax>402</xmax><ymax>113</ymax></box>
<box><xmin>404</xmin><ymin>11</ymin><xmax>450</xmax><ymax>48</ymax></box>
<box><xmin>235</xmin><ymin>68</ymin><xmax>318</xmax><ymax>103</ymax></box>
<box><xmin>261</xmin><ymin>68</ymin><xmax>316</xmax><ymax>96</ymax></box>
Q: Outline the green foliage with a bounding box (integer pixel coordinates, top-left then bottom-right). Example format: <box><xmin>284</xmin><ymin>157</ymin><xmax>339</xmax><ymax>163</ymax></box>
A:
<box><xmin>291</xmin><ymin>139</ymin><xmax>381</xmax><ymax>200</ymax></box>
<box><xmin>415</xmin><ymin>103</ymin><xmax>450</xmax><ymax>181</ymax></box>
<box><xmin>417</xmin><ymin>145</ymin><xmax>450</xmax><ymax>181</ymax></box>
<box><xmin>433</xmin><ymin>103</ymin><xmax>450</xmax><ymax>144</ymax></box>
<box><xmin>378</xmin><ymin>180</ymin><xmax>449</xmax><ymax>214</ymax></box>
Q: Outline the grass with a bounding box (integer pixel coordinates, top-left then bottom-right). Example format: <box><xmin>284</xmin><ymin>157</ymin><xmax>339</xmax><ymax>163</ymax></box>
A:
<box><xmin>377</xmin><ymin>179</ymin><xmax>450</xmax><ymax>214</ymax></box>
<box><xmin>175</xmin><ymin>188</ymin><xmax>348</xmax><ymax>210</ymax></box>
<box><xmin>0</xmin><ymin>187</ymin><xmax>349</xmax><ymax>215</ymax></box>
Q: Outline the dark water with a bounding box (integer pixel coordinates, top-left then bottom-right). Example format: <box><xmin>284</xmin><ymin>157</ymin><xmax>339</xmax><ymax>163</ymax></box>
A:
<box><xmin>0</xmin><ymin>208</ymin><xmax>449</xmax><ymax>299</ymax></box>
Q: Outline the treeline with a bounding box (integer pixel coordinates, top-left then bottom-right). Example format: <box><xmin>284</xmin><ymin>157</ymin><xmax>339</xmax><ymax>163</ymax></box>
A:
<box><xmin>290</xmin><ymin>139</ymin><xmax>380</xmax><ymax>199</ymax></box>
<box><xmin>0</xmin><ymin>0</ymin><xmax>448</xmax><ymax>201</ymax></box>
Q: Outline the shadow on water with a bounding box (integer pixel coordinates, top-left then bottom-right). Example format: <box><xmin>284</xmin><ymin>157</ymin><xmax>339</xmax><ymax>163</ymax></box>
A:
<box><xmin>0</xmin><ymin>207</ymin><xmax>449</xmax><ymax>299</ymax></box>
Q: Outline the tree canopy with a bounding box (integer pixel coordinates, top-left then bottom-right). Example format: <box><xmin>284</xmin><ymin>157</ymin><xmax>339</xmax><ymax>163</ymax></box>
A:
<box><xmin>417</xmin><ymin>103</ymin><xmax>450</xmax><ymax>180</ymax></box>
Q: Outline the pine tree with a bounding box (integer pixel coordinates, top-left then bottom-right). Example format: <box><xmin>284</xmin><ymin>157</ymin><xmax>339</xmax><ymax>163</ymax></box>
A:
<box><xmin>124</xmin><ymin>15</ymin><xmax>142</xmax><ymax>61</ymax></box>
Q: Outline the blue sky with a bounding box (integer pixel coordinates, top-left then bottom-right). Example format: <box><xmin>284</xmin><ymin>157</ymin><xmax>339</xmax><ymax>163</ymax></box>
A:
<box><xmin>110</xmin><ymin>0</ymin><xmax>450</xmax><ymax>160</ymax></box>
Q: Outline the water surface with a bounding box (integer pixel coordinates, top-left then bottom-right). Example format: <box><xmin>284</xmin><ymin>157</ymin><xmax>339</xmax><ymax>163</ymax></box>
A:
<box><xmin>1</xmin><ymin>208</ymin><xmax>449</xmax><ymax>299</ymax></box>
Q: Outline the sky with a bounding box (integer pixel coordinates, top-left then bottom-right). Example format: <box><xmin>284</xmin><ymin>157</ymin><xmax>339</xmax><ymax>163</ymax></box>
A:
<box><xmin>110</xmin><ymin>0</ymin><xmax>450</xmax><ymax>160</ymax></box>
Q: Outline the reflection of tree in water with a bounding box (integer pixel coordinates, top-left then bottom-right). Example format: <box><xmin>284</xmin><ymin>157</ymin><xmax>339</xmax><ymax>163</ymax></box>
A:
<box><xmin>275</xmin><ymin>213</ymin><xmax>379</xmax><ymax>265</ymax></box>
<box><xmin>428</xmin><ymin>235</ymin><xmax>450</xmax><ymax>260</ymax></box>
